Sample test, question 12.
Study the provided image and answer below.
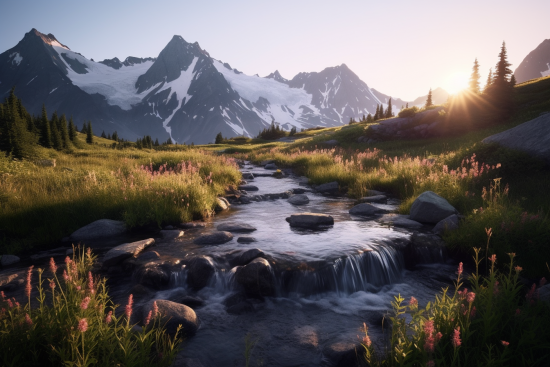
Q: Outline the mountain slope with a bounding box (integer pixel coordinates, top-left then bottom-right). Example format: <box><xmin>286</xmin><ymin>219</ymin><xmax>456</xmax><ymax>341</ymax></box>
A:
<box><xmin>514</xmin><ymin>39</ymin><xmax>550</xmax><ymax>84</ymax></box>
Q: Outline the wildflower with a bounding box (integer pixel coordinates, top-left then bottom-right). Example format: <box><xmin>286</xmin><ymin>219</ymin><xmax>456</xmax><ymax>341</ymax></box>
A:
<box><xmin>435</xmin><ymin>332</ymin><xmax>443</xmax><ymax>344</ymax></box>
<box><xmin>76</xmin><ymin>286</ymin><xmax>81</xmax><ymax>291</ymax></box>
<box><xmin>105</xmin><ymin>311</ymin><xmax>113</xmax><ymax>324</ymax></box>
<box><xmin>63</xmin><ymin>270</ymin><xmax>70</xmax><ymax>281</ymax></box>
<box><xmin>153</xmin><ymin>301</ymin><xmax>159</xmax><ymax>318</ymax></box>
<box><xmin>485</xmin><ymin>227</ymin><xmax>492</xmax><ymax>237</ymax></box>
<box><xmin>80</xmin><ymin>296</ymin><xmax>91</xmax><ymax>310</ymax></box>
<box><xmin>88</xmin><ymin>272</ymin><xmax>94</xmax><ymax>294</ymax></box>
<box><xmin>145</xmin><ymin>310</ymin><xmax>152</xmax><ymax>327</ymax></box>
<box><xmin>49</xmin><ymin>281</ymin><xmax>56</xmax><ymax>290</ymax></box>
<box><xmin>427</xmin><ymin>361</ymin><xmax>435</xmax><ymax>367</ymax></box>
<box><xmin>7</xmin><ymin>299</ymin><xmax>13</xmax><ymax>308</ymax></box>
<box><xmin>489</xmin><ymin>254</ymin><xmax>497</xmax><ymax>263</ymax></box>
<box><xmin>25</xmin><ymin>313</ymin><xmax>33</xmax><ymax>326</ymax></box>
<box><xmin>457</xmin><ymin>262</ymin><xmax>463</xmax><ymax>277</ymax></box>
<box><xmin>541</xmin><ymin>278</ymin><xmax>547</xmax><ymax>287</ymax></box>
<box><xmin>515</xmin><ymin>266</ymin><xmax>523</xmax><ymax>273</ymax></box>
<box><xmin>452</xmin><ymin>328</ymin><xmax>461</xmax><ymax>348</ymax></box>
<box><xmin>501</xmin><ymin>340</ymin><xmax>510</xmax><ymax>347</ymax></box>
<box><xmin>78</xmin><ymin>318</ymin><xmax>88</xmax><ymax>332</ymax></box>
<box><xmin>467</xmin><ymin>292</ymin><xmax>476</xmax><ymax>304</ymax></box>
<box><xmin>409</xmin><ymin>296</ymin><xmax>418</xmax><ymax>310</ymax></box>
<box><xmin>1</xmin><ymin>291</ymin><xmax>5</xmax><ymax>300</ymax></box>
<box><xmin>25</xmin><ymin>265</ymin><xmax>34</xmax><ymax>300</ymax></box>
<box><xmin>49</xmin><ymin>257</ymin><xmax>57</xmax><ymax>274</ymax></box>
<box><xmin>362</xmin><ymin>334</ymin><xmax>372</xmax><ymax>347</ymax></box>
<box><xmin>470</xmin><ymin>306</ymin><xmax>477</xmax><ymax>318</ymax></box>
<box><xmin>125</xmin><ymin>294</ymin><xmax>134</xmax><ymax>320</ymax></box>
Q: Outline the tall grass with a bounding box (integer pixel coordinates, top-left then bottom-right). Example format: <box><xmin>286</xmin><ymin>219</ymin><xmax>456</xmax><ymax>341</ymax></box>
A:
<box><xmin>0</xmin><ymin>145</ymin><xmax>240</xmax><ymax>254</ymax></box>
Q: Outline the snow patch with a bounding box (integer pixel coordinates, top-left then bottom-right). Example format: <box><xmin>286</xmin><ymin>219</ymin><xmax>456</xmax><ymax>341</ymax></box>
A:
<box><xmin>50</xmin><ymin>87</ymin><xmax>58</xmax><ymax>94</ymax></box>
<box><xmin>27</xmin><ymin>76</ymin><xmax>37</xmax><ymax>85</ymax></box>
<box><xmin>9</xmin><ymin>52</ymin><xmax>23</xmax><ymax>66</ymax></box>
<box><xmin>541</xmin><ymin>63</ymin><xmax>550</xmax><ymax>78</ymax></box>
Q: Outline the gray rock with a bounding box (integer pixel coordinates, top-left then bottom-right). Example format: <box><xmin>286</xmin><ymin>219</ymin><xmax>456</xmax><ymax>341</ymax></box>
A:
<box><xmin>260</xmin><ymin>159</ymin><xmax>275</xmax><ymax>166</ymax></box>
<box><xmin>237</xmin><ymin>236</ymin><xmax>257</xmax><ymax>244</ymax></box>
<box><xmin>69</xmin><ymin>219</ymin><xmax>127</xmax><ymax>241</ymax></box>
<box><xmin>286</xmin><ymin>213</ymin><xmax>334</xmax><ymax>228</ymax></box>
<box><xmin>238</xmin><ymin>184</ymin><xmax>259</xmax><ymax>191</ymax></box>
<box><xmin>179</xmin><ymin>296</ymin><xmax>205</xmax><ymax>308</ymax></box>
<box><xmin>217</xmin><ymin>222</ymin><xmax>257</xmax><ymax>233</ymax></box>
<box><xmin>539</xmin><ymin>284</ymin><xmax>550</xmax><ymax>304</ymax></box>
<box><xmin>233</xmin><ymin>248</ymin><xmax>265</xmax><ymax>266</ymax></box>
<box><xmin>356</xmin><ymin>195</ymin><xmax>387</xmax><ymax>204</ymax></box>
<box><xmin>264</xmin><ymin>163</ymin><xmax>278</xmax><ymax>170</ymax></box>
<box><xmin>240</xmin><ymin>196</ymin><xmax>252</xmax><ymax>204</ymax></box>
<box><xmin>130</xmin><ymin>284</ymin><xmax>154</xmax><ymax>300</ymax></box>
<box><xmin>138</xmin><ymin>265</ymin><xmax>170</xmax><ymax>289</ymax></box>
<box><xmin>0</xmin><ymin>255</ymin><xmax>20</xmax><ymax>267</ymax></box>
<box><xmin>432</xmin><ymin>214</ymin><xmax>460</xmax><ymax>235</ymax></box>
<box><xmin>272</xmin><ymin>170</ymin><xmax>284</xmax><ymax>178</ymax></box>
<box><xmin>242</xmin><ymin>172</ymin><xmax>255</xmax><ymax>180</ymax></box>
<box><xmin>405</xmin><ymin>232</ymin><xmax>447</xmax><ymax>268</ymax></box>
<box><xmin>235</xmin><ymin>258</ymin><xmax>276</xmax><ymax>297</ymax></box>
<box><xmin>164</xmin><ymin>225</ymin><xmax>174</xmax><ymax>230</ymax></box>
<box><xmin>143</xmin><ymin>299</ymin><xmax>199</xmax><ymax>337</ymax></box>
<box><xmin>315</xmin><ymin>181</ymin><xmax>339</xmax><ymax>194</ymax></box>
<box><xmin>137</xmin><ymin>251</ymin><xmax>161</xmax><ymax>262</ymax></box>
<box><xmin>194</xmin><ymin>231</ymin><xmax>233</xmax><ymax>245</ymax></box>
<box><xmin>323</xmin><ymin>139</ymin><xmax>339</xmax><ymax>146</ymax></box>
<box><xmin>409</xmin><ymin>191</ymin><xmax>458</xmax><ymax>224</ymax></box>
<box><xmin>296</xmin><ymin>176</ymin><xmax>309</xmax><ymax>184</ymax></box>
<box><xmin>349</xmin><ymin>203</ymin><xmax>387</xmax><ymax>216</ymax></box>
<box><xmin>224</xmin><ymin>292</ymin><xmax>254</xmax><ymax>314</ymax></box>
<box><xmin>180</xmin><ymin>222</ymin><xmax>206</xmax><ymax>229</ymax></box>
<box><xmin>103</xmin><ymin>238</ymin><xmax>155</xmax><ymax>268</ymax></box>
<box><xmin>291</xmin><ymin>188</ymin><xmax>307</xmax><ymax>194</ymax></box>
<box><xmin>186</xmin><ymin>256</ymin><xmax>216</xmax><ymax>290</ymax></box>
<box><xmin>379</xmin><ymin>214</ymin><xmax>423</xmax><ymax>229</ymax></box>
<box><xmin>159</xmin><ymin>230</ymin><xmax>184</xmax><ymax>239</ymax></box>
<box><xmin>288</xmin><ymin>194</ymin><xmax>310</xmax><ymax>205</ymax></box>
<box><xmin>482</xmin><ymin>113</ymin><xmax>550</xmax><ymax>163</ymax></box>
<box><xmin>322</xmin><ymin>342</ymin><xmax>362</xmax><ymax>367</ymax></box>
<box><xmin>214</xmin><ymin>197</ymin><xmax>230</xmax><ymax>211</ymax></box>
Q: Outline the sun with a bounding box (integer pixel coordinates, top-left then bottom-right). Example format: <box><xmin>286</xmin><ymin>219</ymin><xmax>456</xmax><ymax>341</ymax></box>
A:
<box><xmin>443</xmin><ymin>71</ymin><xmax>471</xmax><ymax>95</ymax></box>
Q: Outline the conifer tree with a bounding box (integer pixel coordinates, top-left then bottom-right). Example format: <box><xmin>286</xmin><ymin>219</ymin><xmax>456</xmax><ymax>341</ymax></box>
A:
<box><xmin>40</xmin><ymin>104</ymin><xmax>52</xmax><ymax>148</ymax></box>
<box><xmin>154</xmin><ymin>138</ymin><xmax>159</xmax><ymax>146</ymax></box>
<box><xmin>59</xmin><ymin>114</ymin><xmax>70</xmax><ymax>148</ymax></box>
<box><xmin>510</xmin><ymin>74</ymin><xmax>517</xmax><ymax>87</ymax></box>
<box><xmin>50</xmin><ymin>112</ymin><xmax>63</xmax><ymax>150</ymax></box>
<box><xmin>86</xmin><ymin>121</ymin><xmax>93</xmax><ymax>144</ymax></box>
<box><xmin>215</xmin><ymin>132</ymin><xmax>224</xmax><ymax>144</ymax></box>
<box><xmin>425</xmin><ymin>89</ymin><xmax>433</xmax><ymax>108</ymax></box>
<box><xmin>0</xmin><ymin>88</ymin><xmax>37</xmax><ymax>158</ymax></box>
<box><xmin>81</xmin><ymin>122</ymin><xmax>88</xmax><ymax>134</ymax></box>
<box><xmin>112</xmin><ymin>131</ymin><xmax>119</xmax><ymax>142</ymax></box>
<box><xmin>469</xmin><ymin>58</ymin><xmax>481</xmax><ymax>94</ymax></box>
<box><xmin>484</xmin><ymin>68</ymin><xmax>493</xmax><ymax>93</ymax></box>
<box><xmin>493</xmin><ymin>41</ymin><xmax>512</xmax><ymax>87</ymax></box>
<box><xmin>385</xmin><ymin>98</ymin><xmax>393</xmax><ymax>118</ymax></box>
<box><xmin>366</xmin><ymin>114</ymin><xmax>373</xmax><ymax>123</ymax></box>
<box><xmin>101</xmin><ymin>130</ymin><xmax>107</xmax><ymax>138</ymax></box>
<box><xmin>373</xmin><ymin>105</ymin><xmax>379</xmax><ymax>120</ymax></box>
<box><xmin>68</xmin><ymin>117</ymin><xmax>77</xmax><ymax>142</ymax></box>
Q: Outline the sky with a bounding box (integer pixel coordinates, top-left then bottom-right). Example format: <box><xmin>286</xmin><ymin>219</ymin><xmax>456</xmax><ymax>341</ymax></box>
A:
<box><xmin>1</xmin><ymin>0</ymin><xmax>549</xmax><ymax>101</ymax></box>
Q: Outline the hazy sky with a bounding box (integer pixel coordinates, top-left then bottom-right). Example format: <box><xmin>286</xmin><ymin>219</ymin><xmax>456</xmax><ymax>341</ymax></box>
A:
<box><xmin>2</xmin><ymin>0</ymin><xmax>549</xmax><ymax>100</ymax></box>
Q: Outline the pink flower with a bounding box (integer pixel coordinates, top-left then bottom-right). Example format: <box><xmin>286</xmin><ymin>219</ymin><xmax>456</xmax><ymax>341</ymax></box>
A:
<box><xmin>49</xmin><ymin>257</ymin><xmax>57</xmax><ymax>274</ymax></box>
<box><xmin>457</xmin><ymin>262</ymin><xmax>463</xmax><ymax>277</ymax></box>
<box><xmin>7</xmin><ymin>299</ymin><xmax>13</xmax><ymax>308</ymax></box>
<box><xmin>501</xmin><ymin>340</ymin><xmax>510</xmax><ymax>347</ymax></box>
<box><xmin>152</xmin><ymin>301</ymin><xmax>159</xmax><ymax>318</ymax></box>
<box><xmin>63</xmin><ymin>270</ymin><xmax>70</xmax><ymax>281</ymax></box>
<box><xmin>489</xmin><ymin>254</ymin><xmax>497</xmax><ymax>263</ymax></box>
<box><xmin>49</xmin><ymin>281</ymin><xmax>56</xmax><ymax>290</ymax></box>
<box><xmin>105</xmin><ymin>311</ymin><xmax>113</xmax><ymax>324</ymax></box>
<box><xmin>1</xmin><ymin>291</ymin><xmax>5</xmax><ymax>300</ymax></box>
<box><xmin>25</xmin><ymin>265</ymin><xmax>34</xmax><ymax>300</ymax></box>
<box><xmin>471</xmin><ymin>306</ymin><xmax>477</xmax><ymax>318</ymax></box>
<box><xmin>409</xmin><ymin>296</ymin><xmax>418</xmax><ymax>310</ymax></box>
<box><xmin>145</xmin><ymin>310</ymin><xmax>152</xmax><ymax>327</ymax></box>
<box><xmin>362</xmin><ymin>335</ymin><xmax>372</xmax><ymax>347</ymax></box>
<box><xmin>78</xmin><ymin>318</ymin><xmax>88</xmax><ymax>332</ymax></box>
<box><xmin>424</xmin><ymin>335</ymin><xmax>435</xmax><ymax>353</ymax></box>
<box><xmin>87</xmin><ymin>272</ymin><xmax>95</xmax><ymax>294</ymax></box>
<box><xmin>25</xmin><ymin>313</ymin><xmax>33</xmax><ymax>326</ymax></box>
<box><xmin>80</xmin><ymin>297</ymin><xmax>91</xmax><ymax>310</ymax></box>
<box><xmin>424</xmin><ymin>320</ymin><xmax>434</xmax><ymax>335</ymax></box>
<box><xmin>515</xmin><ymin>266</ymin><xmax>522</xmax><ymax>273</ymax></box>
<box><xmin>125</xmin><ymin>294</ymin><xmax>134</xmax><ymax>320</ymax></box>
<box><xmin>76</xmin><ymin>286</ymin><xmax>81</xmax><ymax>291</ymax></box>
<box><xmin>435</xmin><ymin>332</ymin><xmax>443</xmax><ymax>344</ymax></box>
<box><xmin>452</xmin><ymin>328</ymin><xmax>461</xmax><ymax>348</ymax></box>
<box><xmin>467</xmin><ymin>292</ymin><xmax>476</xmax><ymax>304</ymax></box>
<box><xmin>427</xmin><ymin>361</ymin><xmax>435</xmax><ymax>367</ymax></box>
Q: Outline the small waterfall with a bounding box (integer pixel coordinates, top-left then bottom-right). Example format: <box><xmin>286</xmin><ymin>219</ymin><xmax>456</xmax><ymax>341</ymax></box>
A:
<box><xmin>169</xmin><ymin>268</ymin><xmax>188</xmax><ymax>288</ymax></box>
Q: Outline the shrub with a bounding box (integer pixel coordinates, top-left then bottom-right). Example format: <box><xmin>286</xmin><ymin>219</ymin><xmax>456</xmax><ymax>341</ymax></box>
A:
<box><xmin>398</xmin><ymin>106</ymin><xmax>419</xmax><ymax>118</ymax></box>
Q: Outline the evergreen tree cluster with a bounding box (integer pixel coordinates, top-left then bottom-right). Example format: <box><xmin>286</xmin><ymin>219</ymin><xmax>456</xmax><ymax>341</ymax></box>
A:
<box><xmin>372</xmin><ymin>98</ymin><xmax>395</xmax><ymax>121</ymax></box>
<box><xmin>136</xmin><ymin>135</ymin><xmax>173</xmax><ymax>149</ymax></box>
<box><xmin>257</xmin><ymin>120</ymin><xmax>288</xmax><ymax>140</ymax></box>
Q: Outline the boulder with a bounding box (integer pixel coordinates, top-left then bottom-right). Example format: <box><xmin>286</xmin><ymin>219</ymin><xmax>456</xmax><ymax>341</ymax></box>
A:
<box><xmin>69</xmin><ymin>219</ymin><xmax>127</xmax><ymax>241</ymax></box>
<box><xmin>432</xmin><ymin>214</ymin><xmax>460</xmax><ymax>235</ymax></box>
<box><xmin>240</xmin><ymin>196</ymin><xmax>252</xmax><ymax>204</ymax></box>
<box><xmin>194</xmin><ymin>231</ymin><xmax>233</xmax><ymax>245</ymax></box>
<box><xmin>260</xmin><ymin>159</ymin><xmax>275</xmax><ymax>166</ymax></box>
<box><xmin>179</xmin><ymin>222</ymin><xmax>206</xmax><ymax>229</ymax></box>
<box><xmin>356</xmin><ymin>195</ymin><xmax>387</xmax><ymax>204</ymax></box>
<box><xmin>322</xmin><ymin>342</ymin><xmax>362</xmax><ymax>367</ymax></box>
<box><xmin>186</xmin><ymin>256</ymin><xmax>216</xmax><ymax>291</ymax></box>
<box><xmin>143</xmin><ymin>299</ymin><xmax>199</xmax><ymax>337</ymax></box>
<box><xmin>286</xmin><ymin>213</ymin><xmax>334</xmax><ymax>228</ymax></box>
<box><xmin>235</xmin><ymin>258</ymin><xmax>276</xmax><ymax>297</ymax></box>
<box><xmin>242</xmin><ymin>172</ymin><xmax>255</xmax><ymax>180</ymax></box>
<box><xmin>404</xmin><ymin>233</ymin><xmax>447</xmax><ymax>269</ymax></box>
<box><xmin>264</xmin><ymin>163</ymin><xmax>278</xmax><ymax>170</ymax></box>
<box><xmin>233</xmin><ymin>248</ymin><xmax>265</xmax><ymax>266</ymax></box>
<box><xmin>379</xmin><ymin>214</ymin><xmax>423</xmax><ymax>229</ymax></box>
<box><xmin>315</xmin><ymin>181</ymin><xmax>339</xmax><ymax>194</ymax></box>
<box><xmin>214</xmin><ymin>197</ymin><xmax>230</xmax><ymax>211</ymax></box>
<box><xmin>288</xmin><ymin>194</ymin><xmax>310</xmax><ymax>205</ymax></box>
<box><xmin>349</xmin><ymin>203</ymin><xmax>387</xmax><ymax>216</ymax></box>
<box><xmin>159</xmin><ymin>230</ymin><xmax>184</xmax><ymax>240</ymax></box>
<box><xmin>137</xmin><ymin>251</ymin><xmax>161</xmax><ymax>262</ymax></box>
<box><xmin>272</xmin><ymin>170</ymin><xmax>285</xmax><ymax>178</ymax></box>
<box><xmin>482</xmin><ymin>113</ymin><xmax>550</xmax><ymax>163</ymax></box>
<box><xmin>223</xmin><ymin>292</ymin><xmax>254</xmax><ymax>315</ymax></box>
<box><xmin>217</xmin><ymin>222</ymin><xmax>257</xmax><ymax>233</ymax></box>
<box><xmin>138</xmin><ymin>264</ymin><xmax>170</xmax><ymax>289</ymax></box>
<box><xmin>102</xmin><ymin>238</ymin><xmax>155</xmax><ymax>268</ymax></box>
<box><xmin>237</xmin><ymin>236</ymin><xmax>257</xmax><ymax>244</ymax></box>
<box><xmin>409</xmin><ymin>191</ymin><xmax>458</xmax><ymax>224</ymax></box>
<box><xmin>179</xmin><ymin>296</ymin><xmax>205</xmax><ymax>309</ymax></box>
<box><xmin>323</xmin><ymin>139</ymin><xmax>339</xmax><ymax>146</ymax></box>
<box><xmin>0</xmin><ymin>255</ymin><xmax>20</xmax><ymax>267</ymax></box>
<box><xmin>238</xmin><ymin>184</ymin><xmax>259</xmax><ymax>191</ymax></box>
<box><xmin>291</xmin><ymin>188</ymin><xmax>307</xmax><ymax>194</ymax></box>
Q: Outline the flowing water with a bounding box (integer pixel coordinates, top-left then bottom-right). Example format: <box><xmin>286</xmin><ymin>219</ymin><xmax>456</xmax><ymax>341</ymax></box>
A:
<box><xmin>106</xmin><ymin>163</ymin><xmax>457</xmax><ymax>367</ymax></box>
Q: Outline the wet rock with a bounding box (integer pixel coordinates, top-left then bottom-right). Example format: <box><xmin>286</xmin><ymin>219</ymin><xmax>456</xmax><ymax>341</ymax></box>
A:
<box><xmin>223</xmin><ymin>292</ymin><xmax>254</xmax><ymax>314</ymax></box>
<box><xmin>240</xmin><ymin>196</ymin><xmax>252</xmax><ymax>204</ymax></box>
<box><xmin>107</xmin><ymin>266</ymin><xmax>123</xmax><ymax>275</ymax></box>
<box><xmin>322</xmin><ymin>342</ymin><xmax>362</xmax><ymax>367</ymax></box>
<box><xmin>366</xmin><ymin>189</ymin><xmax>385</xmax><ymax>196</ymax></box>
<box><xmin>404</xmin><ymin>233</ymin><xmax>447</xmax><ymax>269</ymax></box>
<box><xmin>432</xmin><ymin>214</ymin><xmax>460</xmax><ymax>235</ymax></box>
<box><xmin>238</xmin><ymin>184</ymin><xmax>259</xmax><ymax>191</ymax></box>
<box><xmin>286</xmin><ymin>213</ymin><xmax>334</xmax><ymax>228</ymax></box>
<box><xmin>297</xmin><ymin>176</ymin><xmax>309</xmax><ymax>185</ymax></box>
<box><xmin>242</xmin><ymin>172</ymin><xmax>255</xmax><ymax>180</ymax></box>
<box><xmin>194</xmin><ymin>231</ymin><xmax>233</xmax><ymax>245</ymax></box>
<box><xmin>239</xmin><ymin>180</ymin><xmax>248</xmax><ymax>185</ymax></box>
<box><xmin>69</xmin><ymin>219</ymin><xmax>127</xmax><ymax>241</ymax></box>
<box><xmin>159</xmin><ymin>229</ymin><xmax>184</xmax><ymax>240</ymax></box>
<box><xmin>186</xmin><ymin>256</ymin><xmax>216</xmax><ymax>291</ymax></box>
<box><xmin>1</xmin><ymin>255</ymin><xmax>20</xmax><ymax>267</ymax></box>
<box><xmin>264</xmin><ymin>163</ymin><xmax>278</xmax><ymax>170</ymax></box>
<box><xmin>143</xmin><ymin>299</ymin><xmax>199</xmax><ymax>337</ymax></box>
<box><xmin>179</xmin><ymin>296</ymin><xmax>205</xmax><ymax>308</ymax></box>
<box><xmin>260</xmin><ymin>159</ymin><xmax>275</xmax><ymax>166</ymax></box>
<box><xmin>180</xmin><ymin>222</ymin><xmax>206</xmax><ymax>229</ymax></box>
<box><xmin>102</xmin><ymin>238</ymin><xmax>155</xmax><ymax>268</ymax></box>
<box><xmin>137</xmin><ymin>251</ymin><xmax>161</xmax><ymax>262</ymax></box>
<box><xmin>138</xmin><ymin>264</ymin><xmax>170</xmax><ymax>289</ymax></box>
<box><xmin>288</xmin><ymin>194</ymin><xmax>310</xmax><ymax>205</ymax></box>
<box><xmin>356</xmin><ymin>195</ymin><xmax>387</xmax><ymax>204</ymax></box>
<box><xmin>214</xmin><ymin>197</ymin><xmax>230</xmax><ymax>211</ymax></box>
<box><xmin>379</xmin><ymin>214</ymin><xmax>423</xmax><ymax>229</ymax></box>
<box><xmin>272</xmin><ymin>170</ymin><xmax>285</xmax><ymax>178</ymax></box>
<box><xmin>409</xmin><ymin>191</ymin><xmax>458</xmax><ymax>224</ymax></box>
<box><xmin>235</xmin><ymin>257</ymin><xmax>276</xmax><ymax>298</ymax></box>
<box><xmin>30</xmin><ymin>247</ymin><xmax>70</xmax><ymax>263</ymax></box>
<box><xmin>349</xmin><ymin>203</ymin><xmax>387</xmax><ymax>216</ymax></box>
<box><xmin>291</xmin><ymin>188</ymin><xmax>307</xmax><ymax>194</ymax></box>
<box><xmin>164</xmin><ymin>225</ymin><xmax>174</xmax><ymax>230</ymax></box>
<box><xmin>130</xmin><ymin>284</ymin><xmax>154</xmax><ymax>300</ymax></box>
<box><xmin>232</xmin><ymin>248</ymin><xmax>265</xmax><ymax>266</ymax></box>
<box><xmin>315</xmin><ymin>181</ymin><xmax>339</xmax><ymax>194</ymax></box>
<box><xmin>237</xmin><ymin>236</ymin><xmax>257</xmax><ymax>244</ymax></box>
<box><xmin>217</xmin><ymin>222</ymin><xmax>257</xmax><ymax>233</ymax></box>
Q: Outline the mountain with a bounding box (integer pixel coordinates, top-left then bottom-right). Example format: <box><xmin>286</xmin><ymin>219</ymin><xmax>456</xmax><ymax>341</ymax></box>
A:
<box><xmin>372</xmin><ymin>88</ymin><xmax>449</xmax><ymax>109</ymax></box>
<box><xmin>0</xmin><ymin>29</ymin><xmax>439</xmax><ymax>144</ymax></box>
<box><xmin>514</xmin><ymin>39</ymin><xmax>550</xmax><ymax>84</ymax></box>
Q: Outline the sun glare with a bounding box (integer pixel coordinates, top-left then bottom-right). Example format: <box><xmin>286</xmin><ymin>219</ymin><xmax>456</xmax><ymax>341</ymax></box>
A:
<box><xmin>444</xmin><ymin>71</ymin><xmax>471</xmax><ymax>94</ymax></box>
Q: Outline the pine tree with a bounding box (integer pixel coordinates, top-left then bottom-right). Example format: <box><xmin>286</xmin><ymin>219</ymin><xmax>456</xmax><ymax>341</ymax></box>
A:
<box><xmin>510</xmin><ymin>74</ymin><xmax>516</xmax><ymax>87</ymax></box>
<box><xmin>86</xmin><ymin>121</ymin><xmax>93</xmax><ymax>144</ymax></box>
<box><xmin>154</xmin><ymin>138</ymin><xmax>159</xmax><ymax>146</ymax></box>
<box><xmin>385</xmin><ymin>98</ymin><xmax>393</xmax><ymax>118</ymax></box>
<box><xmin>107</xmin><ymin>133</ymin><xmax>111</xmax><ymax>140</ymax></box>
<box><xmin>68</xmin><ymin>117</ymin><xmax>77</xmax><ymax>142</ymax></box>
<box><xmin>425</xmin><ymin>89</ymin><xmax>433</xmax><ymax>108</ymax></box>
<box><xmin>366</xmin><ymin>114</ymin><xmax>373</xmax><ymax>123</ymax></box>
<box><xmin>0</xmin><ymin>88</ymin><xmax>37</xmax><ymax>158</ymax></box>
<box><xmin>484</xmin><ymin>68</ymin><xmax>493</xmax><ymax>93</ymax></box>
<box><xmin>39</xmin><ymin>104</ymin><xmax>52</xmax><ymax>148</ymax></box>
<box><xmin>81</xmin><ymin>122</ymin><xmax>88</xmax><ymax>134</ymax></box>
<box><xmin>493</xmin><ymin>41</ymin><xmax>513</xmax><ymax>87</ymax></box>
<box><xmin>215</xmin><ymin>132</ymin><xmax>224</xmax><ymax>144</ymax></box>
<box><xmin>101</xmin><ymin>130</ymin><xmax>107</xmax><ymax>138</ymax></box>
<box><xmin>469</xmin><ymin>58</ymin><xmax>481</xmax><ymax>94</ymax></box>
<box><xmin>373</xmin><ymin>105</ymin><xmax>379</xmax><ymax>120</ymax></box>
<box><xmin>59</xmin><ymin>114</ymin><xmax>70</xmax><ymax>148</ymax></box>
<box><xmin>112</xmin><ymin>131</ymin><xmax>119</xmax><ymax>142</ymax></box>
<box><xmin>50</xmin><ymin>112</ymin><xmax>63</xmax><ymax>150</ymax></box>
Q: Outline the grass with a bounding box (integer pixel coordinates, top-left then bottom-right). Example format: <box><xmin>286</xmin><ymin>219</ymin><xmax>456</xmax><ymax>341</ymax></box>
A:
<box><xmin>0</xmin><ymin>133</ymin><xmax>241</xmax><ymax>255</ymax></box>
